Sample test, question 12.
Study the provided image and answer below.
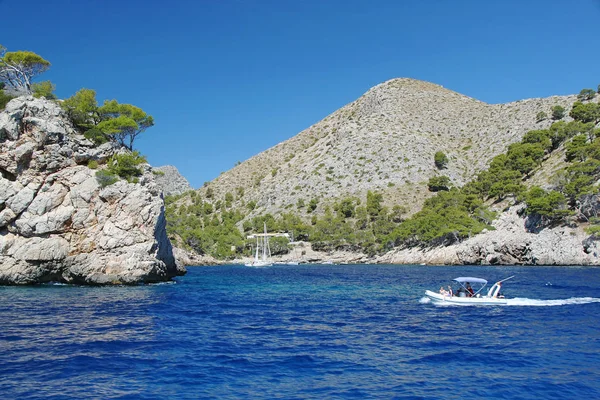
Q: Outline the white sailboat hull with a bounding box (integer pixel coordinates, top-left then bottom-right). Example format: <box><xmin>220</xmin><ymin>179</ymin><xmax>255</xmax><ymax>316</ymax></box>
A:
<box><xmin>245</xmin><ymin>260</ymin><xmax>273</xmax><ymax>267</ymax></box>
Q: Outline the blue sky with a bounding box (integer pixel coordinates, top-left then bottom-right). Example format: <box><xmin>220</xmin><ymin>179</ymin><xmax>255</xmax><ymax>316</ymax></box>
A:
<box><xmin>2</xmin><ymin>0</ymin><xmax>599</xmax><ymax>188</ymax></box>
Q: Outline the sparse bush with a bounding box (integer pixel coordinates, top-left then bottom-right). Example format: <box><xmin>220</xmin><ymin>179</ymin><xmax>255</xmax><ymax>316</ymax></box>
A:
<box><xmin>577</xmin><ymin>88</ymin><xmax>596</xmax><ymax>101</ymax></box>
<box><xmin>0</xmin><ymin>88</ymin><xmax>14</xmax><ymax>110</ymax></box>
<box><xmin>536</xmin><ymin>111</ymin><xmax>547</xmax><ymax>122</ymax></box>
<box><xmin>570</xmin><ymin>101</ymin><xmax>600</xmax><ymax>124</ymax></box>
<box><xmin>87</xmin><ymin>160</ymin><xmax>98</xmax><ymax>169</ymax></box>
<box><xmin>31</xmin><ymin>80</ymin><xmax>56</xmax><ymax>99</ymax></box>
<box><xmin>107</xmin><ymin>151</ymin><xmax>147</xmax><ymax>182</ymax></box>
<box><xmin>434</xmin><ymin>151</ymin><xmax>448</xmax><ymax>169</ymax></box>
<box><xmin>551</xmin><ymin>105</ymin><xmax>566</xmax><ymax>120</ymax></box>
<box><xmin>427</xmin><ymin>175</ymin><xmax>451</xmax><ymax>192</ymax></box>
<box><xmin>84</xmin><ymin>127</ymin><xmax>109</xmax><ymax>145</ymax></box>
<box><xmin>95</xmin><ymin>170</ymin><xmax>118</xmax><ymax>188</ymax></box>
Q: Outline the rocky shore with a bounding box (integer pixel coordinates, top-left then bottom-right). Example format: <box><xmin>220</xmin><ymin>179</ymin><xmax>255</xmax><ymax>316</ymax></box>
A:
<box><xmin>181</xmin><ymin>204</ymin><xmax>600</xmax><ymax>267</ymax></box>
<box><xmin>0</xmin><ymin>96</ymin><xmax>186</xmax><ymax>284</ymax></box>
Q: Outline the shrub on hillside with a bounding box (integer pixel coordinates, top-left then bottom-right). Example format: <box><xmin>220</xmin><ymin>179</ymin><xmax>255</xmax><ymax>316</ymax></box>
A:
<box><xmin>434</xmin><ymin>151</ymin><xmax>448</xmax><ymax>169</ymax></box>
<box><xmin>427</xmin><ymin>175</ymin><xmax>451</xmax><ymax>192</ymax></box>
<box><xmin>536</xmin><ymin>111</ymin><xmax>547</xmax><ymax>122</ymax></box>
<box><xmin>551</xmin><ymin>105</ymin><xmax>565</xmax><ymax>120</ymax></box>
<box><xmin>31</xmin><ymin>80</ymin><xmax>56</xmax><ymax>99</ymax></box>
<box><xmin>577</xmin><ymin>88</ymin><xmax>596</xmax><ymax>101</ymax></box>
<box><xmin>95</xmin><ymin>170</ymin><xmax>118</xmax><ymax>188</ymax></box>
<box><xmin>0</xmin><ymin>88</ymin><xmax>14</xmax><ymax>110</ymax></box>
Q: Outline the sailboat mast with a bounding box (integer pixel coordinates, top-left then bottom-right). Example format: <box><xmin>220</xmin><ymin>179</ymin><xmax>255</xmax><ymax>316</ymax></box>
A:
<box><xmin>255</xmin><ymin>235</ymin><xmax>259</xmax><ymax>261</ymax></box>
<box><xmin>262</xmin><ymin>222</ymin><xmax>268</xmax><ymax>261</ymax></box>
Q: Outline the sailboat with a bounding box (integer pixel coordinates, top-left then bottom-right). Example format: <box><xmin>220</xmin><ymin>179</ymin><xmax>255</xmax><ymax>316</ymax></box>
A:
<box><xmin>286</xmin><ymin>231</ymin><xmax>300</xmax><ymax>265</ymax></box>
<box><xmin>245</xmin><ymin>222</ymin><xmax>273</xmax><ymax>267</ymax></box>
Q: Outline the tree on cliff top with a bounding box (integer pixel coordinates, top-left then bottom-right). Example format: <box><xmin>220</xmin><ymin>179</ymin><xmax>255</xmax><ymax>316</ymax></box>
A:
<box><xmin>0</xmin><ymin>45</ymin><xmax>51</xmax><ymax>94</ymax></box>
<box><xmin>97</xmin><ymin>100</ymin><xmax>154</xmax><ymax>150</ymax></box>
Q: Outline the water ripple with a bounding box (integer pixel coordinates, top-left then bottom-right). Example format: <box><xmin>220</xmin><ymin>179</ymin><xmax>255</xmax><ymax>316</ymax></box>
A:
<box><xmin>1</xmin><ymin>265</ymin><xmax>599</xmax><ymax>399</ymax></box>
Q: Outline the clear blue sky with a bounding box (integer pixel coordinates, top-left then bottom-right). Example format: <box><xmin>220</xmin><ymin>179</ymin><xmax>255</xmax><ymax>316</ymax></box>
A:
<box><xmin>2</xmin><ymin>0</ymin><xmax>599</xmax><ymax>188</ymax></box>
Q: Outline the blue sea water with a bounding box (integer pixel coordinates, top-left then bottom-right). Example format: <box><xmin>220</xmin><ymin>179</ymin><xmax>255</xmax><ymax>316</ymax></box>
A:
<box><xmin>1</xmin><ymin>264</ymin><xmax>599</xmax><ymax>399</ymax></box>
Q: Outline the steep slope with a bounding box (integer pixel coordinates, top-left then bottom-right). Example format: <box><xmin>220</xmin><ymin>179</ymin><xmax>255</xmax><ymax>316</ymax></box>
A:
<box><xmin>199</xmin><ymin>78</ymin><xmax>576</xmax><ymax>216</ymax></box>
<box><xmin>0</xmin><ymin>96</ymin><xmax>185</xmax><ymax>284</ymax></box>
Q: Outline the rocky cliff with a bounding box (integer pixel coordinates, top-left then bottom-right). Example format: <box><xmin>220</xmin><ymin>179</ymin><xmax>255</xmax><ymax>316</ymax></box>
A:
<box><xmin>0</xmin><ymin>96</ymin><xmax>186</xmax><ymax>284</ymax></box>
<box><xmin>153</xmin><ymin>165</ymin><xmax>193</xmax><ymax>196</ymax></box>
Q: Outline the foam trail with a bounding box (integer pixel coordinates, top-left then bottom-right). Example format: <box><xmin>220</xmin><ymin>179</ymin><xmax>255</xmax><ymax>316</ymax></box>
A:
<box><xmin>505</xmin><ymin>297</ymin><xmax>600</xmax><ymax>307</ymax></box>
<box><xmin>419</xmin><ymin>297</ymin><xmax>432</xmax><ymax>304</ymax></box>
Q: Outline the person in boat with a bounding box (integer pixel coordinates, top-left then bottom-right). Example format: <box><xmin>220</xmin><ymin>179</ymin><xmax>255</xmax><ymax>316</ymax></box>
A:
<box><xmin>466</xmin><ymin>282</ymin><xmax>474</xmax><ymax>297</ymax></box>
<box><xmin>439</xmin><ymin>286</ymin><xmax>449</xmax><ymax>296</ymax></box>
<box><xmin>447</xmin><ymin>286</ymin><xmax>453</xmax><ymax>296</ymax></box>
<box><xmin>495</xmin><ymin>282</ymin><xmax>505</xmax><ymax>298</ymax></box>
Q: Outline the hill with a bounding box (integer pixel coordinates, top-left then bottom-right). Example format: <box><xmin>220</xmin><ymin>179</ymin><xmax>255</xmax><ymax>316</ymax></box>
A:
<box><xmin>199</xmin><ymin>78</ymin><xmax>575</xmax><ymax>216</ymax></box>
<box><xmin>164</xmin><ymin>78</ymin><xmax>600</xmax><ymax>264</ymax></box>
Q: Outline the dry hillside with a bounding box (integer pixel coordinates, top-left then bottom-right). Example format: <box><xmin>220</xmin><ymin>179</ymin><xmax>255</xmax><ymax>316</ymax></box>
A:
<box><xmin>196</xmin><ymin>78</ymin><xmax>577</xmax><ymax>217</ymax></box>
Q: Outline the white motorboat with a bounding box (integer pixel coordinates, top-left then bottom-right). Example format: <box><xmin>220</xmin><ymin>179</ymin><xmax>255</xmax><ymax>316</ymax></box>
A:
<box><xmin>245</xmin><ymin>223</ymin><xmax>273</xmax><ymax>267</ymax></box>
<box><xmin>425</xmin><ymin>276</ymin><xmax>514</xmax><ymax>305</ymax></box>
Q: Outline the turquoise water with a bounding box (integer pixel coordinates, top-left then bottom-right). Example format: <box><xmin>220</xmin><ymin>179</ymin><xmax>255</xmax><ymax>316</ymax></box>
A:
<box><xmin>1</xmin><ymin>264</ymin><xmax>599</xmax><ymax>399</ymax></box>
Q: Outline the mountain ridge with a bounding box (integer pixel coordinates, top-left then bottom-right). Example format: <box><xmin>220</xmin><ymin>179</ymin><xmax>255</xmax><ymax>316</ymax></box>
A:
<box><xmin>198</xmin><ymin>78</ymin><xmax>577</xmax><ymax>217</ymax></box>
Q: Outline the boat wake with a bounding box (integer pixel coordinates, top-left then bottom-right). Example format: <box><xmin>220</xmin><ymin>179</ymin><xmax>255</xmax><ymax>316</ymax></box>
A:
<box><xmin>504</xmin><ymin>297</ymin><xmax>600</xmax><ymax>307</ymax></box>
<box><xmin>420</xmin><ymin>296</ymin><xmax>600</xmax><ymax>307</ymax></box>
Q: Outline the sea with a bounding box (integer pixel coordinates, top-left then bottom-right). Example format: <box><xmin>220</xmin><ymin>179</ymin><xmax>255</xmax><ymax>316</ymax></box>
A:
<box><xmin>1</xmin><ymin>264</ymin><xmax>599</xmax><ymax>399</ymax></box>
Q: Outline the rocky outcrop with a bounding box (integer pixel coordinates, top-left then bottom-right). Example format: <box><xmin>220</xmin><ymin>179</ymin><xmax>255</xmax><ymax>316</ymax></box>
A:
<box><xmin>0</xmin><ymin>96</ymin><xmax>186</xmax><ymax>284</ymax></box>
<box><xmin>153</xmin><ymin>165</ymin><xmax>193</xmax><ymax>196</ymax></box>
<box><xmin>172</xmin><ymin>246</ymin><xmax>221</xmax><ymax>266</ymax></box>
<box><xmin>376</xmin><ymin>205</ymin><xmax>600</xmax><ymax>265</ymax></box>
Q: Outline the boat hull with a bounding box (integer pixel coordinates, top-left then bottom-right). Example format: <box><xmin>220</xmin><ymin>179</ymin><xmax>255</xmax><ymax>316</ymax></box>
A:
<box><xmin>425</xmin><ymin>290</ymin><xmax>507</xmax><ymax>305</ymax></box>
<box><xmin>245</xmin><ymin>261</ymin><xmax>273</xmax><ymax>267</ymax></box>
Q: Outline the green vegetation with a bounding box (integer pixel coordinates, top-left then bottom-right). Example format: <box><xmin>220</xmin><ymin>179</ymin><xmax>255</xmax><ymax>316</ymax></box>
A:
<box><xmin>160</xmin><ymin>83</ymin><xmax>600</xmax><ymax>259</ymax></box>
<box><xmin>94</xmin><ymin>151</ymin><xmax>147</xmax><ymax>187</ymax></box>
<box><xmin>0</xmin><ymin>85</ymin><xmax>14</xmax><ymax>110</ymax></box>
<box><xmin>61</xmin><ymin>89</ymin><xmax>154</xmax><ymax>150</ymax></box>
<box><xmin>577</xmin><ymin>88</ymin><xmax>596</xmax><ymax>101</ymax></box>
<box><xmin>536</xmin><ymin>111</ymin><xmax>547</xmax><ymax>122</ymax></box>
<box><xmin>61</xmin><ymin>89</ymin><xmax>100</xmax><ymax>131</ymax></box>
<box><xmin>87</xmin><ymin>160</ymin><xmax>99</xmax><ymax>169</ymax></box>
<box><xmin>434</xmin><ymin>151</ymin><xmax>449</xmax><ymax>169</ymax></box>
<box><xmin>427</xmin><ymin>175</ymin><xmax>451</xmax><ymax>192</ymax></box>
<box><xmin>31</xmin><ymin>80</ymin><xmax>56</xmax><ymax>99</ymax></box>
<box><xmin>95</xmin><ymin>170</ymin><xmax>119</xmax><ymax>188</ymax></box>
<box><xmin>569</xmin><ymin>101</ymin><xmax>600</xmax><ymax>124</ymax></box>
<box><xmin>387</xmin><ymin>190</ymin><xmax>494</xmax><ymax>247</ymax></box>
<box><xmin>551</xmin><ymin>105</ymin><xmax>566</xmax><ymax>120</ymax></box>
<box><xmin>0</xmin><ymin>44</ymin><xmax>51</xmax><ymax>94</ymax></box>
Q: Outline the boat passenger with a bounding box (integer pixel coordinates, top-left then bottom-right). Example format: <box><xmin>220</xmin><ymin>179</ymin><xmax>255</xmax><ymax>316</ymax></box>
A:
<box><xmin>447</xmin><ymin>286</ymin><xmax>453</xmax><ymax>296</ymax></box>
<box><xmin>466</xmin><ymin>282</ymin><xmax>474</xmax><ymax>297</ymax></box>
<box><xmin>495</xmin><ymin>282</ymin><xmax>505</xmax><ymax>298</ymax></box>
<box><xmin>439</xmin><ymin>287</ymin><xmax>449</xmax><ymax>296</ymax></box>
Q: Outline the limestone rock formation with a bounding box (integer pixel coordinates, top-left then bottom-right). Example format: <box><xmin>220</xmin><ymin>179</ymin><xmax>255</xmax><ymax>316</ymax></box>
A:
<box><xmin>0</xmin><ymin>96</ymin><xmax>186</xmax><ymax>284</ymax></box>
<box><xmin>375</xmin><ymin>204</ymin><xmax>600</xmax><ymax>266</ymax></box>
<box><xmin>153</xmin><ymin>165</ymin><xmax>193</xmax><ymax>196</ymax></box>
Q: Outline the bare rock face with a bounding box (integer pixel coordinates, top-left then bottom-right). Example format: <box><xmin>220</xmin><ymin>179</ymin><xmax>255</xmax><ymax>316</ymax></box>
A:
<box><xmin>153</xmin><ymin>165</ymin><xmax>193</xmax><ymax>196</ymax></box>
<box><xmin>0</xmin><ymin>96</ymin><xmax>186</xmax><ymax>284</ymax></box>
